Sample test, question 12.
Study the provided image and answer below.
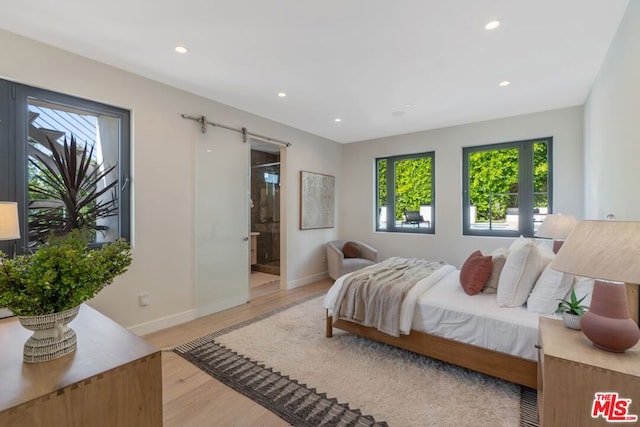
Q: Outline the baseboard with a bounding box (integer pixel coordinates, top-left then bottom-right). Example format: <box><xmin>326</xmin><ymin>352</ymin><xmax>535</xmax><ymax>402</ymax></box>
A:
<box><xmin>287</xmin><ymin>271</ymin><xmax>329</xmax><ymax>289</ymax></box>
<box><xmin>129</xmin><ymin>295</ymin><xmax>251</xmax><ymax>336</ymax></box>
<box><xmin>193</xmin><ymin>295</ymin><xmax>249</xmax><ymax>318</ymax></box>
<box><xmin>127</xmin><ymin>277</ymin><xmax>327</xmax><ymax>336</ymax></box>
<box><xmin>128</xmin><ymin>309</ymin><xmax>198</xmax><ymax>336</ymax></box>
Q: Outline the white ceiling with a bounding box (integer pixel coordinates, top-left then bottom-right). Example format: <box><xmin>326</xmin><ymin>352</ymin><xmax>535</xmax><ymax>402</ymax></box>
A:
<box><xmin>0</xmin><ymin>1</ymin><xmax>629</xmax><ymax>143</ymax></box>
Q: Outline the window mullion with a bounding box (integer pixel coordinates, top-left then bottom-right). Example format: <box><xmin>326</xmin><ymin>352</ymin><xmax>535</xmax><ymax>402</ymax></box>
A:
<box><xmin>386</xmin><ymin>159</ymin><xmax>395</xmax><ymax>230</ymax></box>
<box><xmin>519</xmin><ymin>142</ymin><xmax>534</xmax><ymax>236</ymax></box>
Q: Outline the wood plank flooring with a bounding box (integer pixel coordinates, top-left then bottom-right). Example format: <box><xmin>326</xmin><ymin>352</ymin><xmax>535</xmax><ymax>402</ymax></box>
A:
<box><xmin>144</xmin><ymin>279</ymin><xmax>333</xmax><ymax>427</ymax></box>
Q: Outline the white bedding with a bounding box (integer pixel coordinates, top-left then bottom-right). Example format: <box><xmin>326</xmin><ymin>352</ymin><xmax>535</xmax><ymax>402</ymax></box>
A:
<box><xmin>324</xmin><ymin>266</ymin><xmax>559</xmax><ymax>361</ymax></box>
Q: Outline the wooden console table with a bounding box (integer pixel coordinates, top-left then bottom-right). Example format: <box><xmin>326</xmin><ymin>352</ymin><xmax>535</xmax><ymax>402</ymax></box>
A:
<box><xmin>0</xmin><ymin>304</ymin><xmax>162</xmax><ymax>426</ymax></box>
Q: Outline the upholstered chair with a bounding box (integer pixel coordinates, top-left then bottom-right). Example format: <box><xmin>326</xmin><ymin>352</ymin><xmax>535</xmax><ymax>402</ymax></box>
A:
<box><xmin>326</xmin><ymin>240</ymin><xmax>379</xmax><ymax>280</ymax></box>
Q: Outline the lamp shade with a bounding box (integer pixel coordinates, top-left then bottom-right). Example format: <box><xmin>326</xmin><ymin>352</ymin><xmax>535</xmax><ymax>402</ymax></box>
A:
<box><xmin>550</xmin><ymin>220</ymin><xmax>640</xmax><ymax>283</ymax></box>
<box><xmin>535</xmin><ymin>214</ymin><xmax>577</xmax><ymax>240</ymax></box>
<box><xmin>0</xmin><ymin>202</ymin><xmax>20</xmax><ymax>241</ymax></box>
<box><xmin>550</xmin><ymin>220</ymin><xmax>640</xmax><ymax>352</ymax></box>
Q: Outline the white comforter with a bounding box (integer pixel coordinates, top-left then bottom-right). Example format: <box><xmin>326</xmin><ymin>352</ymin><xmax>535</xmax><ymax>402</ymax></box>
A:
<box><xmin>323</xmin><ymin>263</ymin><xmax>456</xmax><ymax>335</ymax></box>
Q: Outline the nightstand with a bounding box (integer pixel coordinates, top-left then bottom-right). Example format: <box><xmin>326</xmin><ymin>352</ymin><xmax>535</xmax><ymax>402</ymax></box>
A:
<box><xmin>538</xmin><ymin>317</ymin><xmax>640</xmax><ymax>426</ymax></box>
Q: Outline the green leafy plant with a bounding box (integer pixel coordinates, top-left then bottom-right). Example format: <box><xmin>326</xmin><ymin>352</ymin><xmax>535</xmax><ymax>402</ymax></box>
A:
<box><xmin>28</xmin><ymin>134</ymin><xmax>118</xmax><ymax>243</ymax></box>
<box><xmin>556</xmin><ymin>289</ymin><xmax>589</xmax><ymax>316</ymax></box>
<box><xmin>0</xmin><ymin>229</ymin><xmax>132</xmax><ymax>316</ymax></box>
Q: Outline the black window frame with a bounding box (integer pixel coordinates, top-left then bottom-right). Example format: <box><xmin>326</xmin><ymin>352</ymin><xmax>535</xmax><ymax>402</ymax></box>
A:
<box><xmin>375</xmin><ymin>151</ymin><xmax>436</xmax><ymax>234</ymax></box>
<box><xmin>462</xmin><ymin>137</ymin><xmax>553</xmax><ymax>238</ymax></box>
<box><xmin>0</xmin><ymin>79</ymin><xmax>131</xmax><ymax>255</ymax></box>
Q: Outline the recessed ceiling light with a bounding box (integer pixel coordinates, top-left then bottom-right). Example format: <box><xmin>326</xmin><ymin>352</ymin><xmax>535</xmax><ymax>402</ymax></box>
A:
<box><xmin>405</xmin><ymin>103</ymin><xmax>413</xmax><ymax>108</ymax></box>
<box><xmin>334</xmin><ymin>118</ymin><xmax>342</xmax><ymax>123</ymax></box>
<box><xmin>485</xmin><ymin>20</ymin><xmax>501</xmax><ymax>31</ymax></box>
<box><xmin>499</xmin><ymin>80</ymin><xmax>511</xmax><ymax>87</ymax></box>
<box><xmin>175</xmin><ymin>45</ymin><xmax>188</xmax><ymax>54</ymax></box>
<box><xmin>277</xmin><ymin>92</ymin><xmax>287</xmax><ymax>97</ymax></box>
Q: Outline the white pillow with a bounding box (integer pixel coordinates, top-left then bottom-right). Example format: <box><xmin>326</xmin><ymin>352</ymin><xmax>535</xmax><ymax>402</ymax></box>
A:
<box><xmin>535</xmin><ymin>240</ymin><xmax>555</xmax><ymax>266</ymax></box>
<box><xmin>497</xmin><ymin>241</ymin><xmax>545</xmax><ymax>307</ymax></box>
<box><xmin>508</xmin><ymin>236</ymin><xmax>532</xmax><ymax>253</ymax></box>
<box><xmin>535</xmin><ymin>238</ymin><xmax>554</xmax><ymax>254</ymax></box>
<box><xmin>527</xmin><ymin>266</ymin><xmax>574</xmax><ymax>314</ymax></box>
<box><xmin>482</xmin><ymin>247</ymin><xmax>508</xmax><ymax>294</ymax></box>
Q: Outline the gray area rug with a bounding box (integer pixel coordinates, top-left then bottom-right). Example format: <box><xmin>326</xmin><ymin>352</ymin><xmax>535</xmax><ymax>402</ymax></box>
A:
<box><xmin>174</xmin><ymin>295</ymin><xmax>539</xmax><ymax>426</ymax></box>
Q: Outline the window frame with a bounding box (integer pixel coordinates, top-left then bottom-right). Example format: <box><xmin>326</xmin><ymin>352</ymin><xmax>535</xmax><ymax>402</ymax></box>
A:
<box><xmin>0</xmin><ymin>79</ymin><xmax>131</xmax><ymax>254</ymax></box>
<box><xmin>462</xmin><ymin>137</ymin><xmax>553</xmax><ymax>238</ymax></box>
<box><xmin>375</xmin><ymin>151</ymin><xmax>436</xmax><ymax>234</ymax></box>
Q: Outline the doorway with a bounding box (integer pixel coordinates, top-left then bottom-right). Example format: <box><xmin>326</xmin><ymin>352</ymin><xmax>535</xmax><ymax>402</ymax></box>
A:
<box><xmin>250</xmin><ymin>142</ymin><xmax>281</xmax><ymax>298</ymax></box>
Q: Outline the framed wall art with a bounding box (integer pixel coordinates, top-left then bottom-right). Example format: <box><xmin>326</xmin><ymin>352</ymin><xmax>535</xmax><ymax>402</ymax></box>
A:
<box><xmin>300</xmin><ymin>171</ymin><xmax>335</xmax><ymax>229</ymax></box>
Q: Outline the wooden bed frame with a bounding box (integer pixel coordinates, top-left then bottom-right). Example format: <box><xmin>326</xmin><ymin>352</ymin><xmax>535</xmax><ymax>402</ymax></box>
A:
<box><xmin>326</xmin><ymin>311</ymin><xmax>538</xmax><ymax>389</ymax></box>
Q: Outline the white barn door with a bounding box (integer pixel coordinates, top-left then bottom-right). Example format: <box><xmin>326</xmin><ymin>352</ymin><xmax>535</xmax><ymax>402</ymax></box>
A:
<box><xmin>194</xmin><ymin>125</ymin><xmax>250</xmax><ymax>316</ymax></box>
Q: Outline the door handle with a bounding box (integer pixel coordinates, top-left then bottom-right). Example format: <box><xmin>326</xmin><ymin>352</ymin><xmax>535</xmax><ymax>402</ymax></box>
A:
<box><xmin>243</xmin><ymin>237</ymin><xmax>249</xmax><ymax>241</ymax></box>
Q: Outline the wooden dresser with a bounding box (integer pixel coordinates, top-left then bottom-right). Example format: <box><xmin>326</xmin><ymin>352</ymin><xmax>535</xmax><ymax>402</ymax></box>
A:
<box><xmin>0</xmin><ymin>304</ymin><xmax>162</xmax><ymax>427</ymax></box>
<box><xmin>538</xmin><ymin>317</ymin><xmax>640</xmax><ymax>426</ymax></box>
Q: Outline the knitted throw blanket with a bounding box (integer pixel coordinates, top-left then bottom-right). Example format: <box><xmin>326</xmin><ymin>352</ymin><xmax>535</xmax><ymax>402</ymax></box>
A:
<box><xmin>333</xmin><ymin>257</ymin><xmax>445</xmax><ymax>337</ymax></box>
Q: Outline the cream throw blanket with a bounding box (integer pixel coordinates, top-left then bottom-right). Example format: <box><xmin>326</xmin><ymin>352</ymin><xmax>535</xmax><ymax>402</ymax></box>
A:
<box><xmin>333</xmin><ymin>257</ymin><xmax>446</xmax><ymax>337</ymax></box>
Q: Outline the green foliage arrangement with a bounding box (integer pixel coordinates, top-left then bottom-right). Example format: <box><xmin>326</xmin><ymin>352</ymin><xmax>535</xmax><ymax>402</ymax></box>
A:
<box><xmin>29</xmin><ymin>134</ymin><xmax>119</xmax><ymax>243</ymax></box>
<box><xmin>556</xmin><ymin>289</ymin><xmax>589</xmax><ymax>316</ymax></box>
<box><xmin>0</xmin><ymin>230</ymin><xmax>132</xmax><ymax>316</ymax></box>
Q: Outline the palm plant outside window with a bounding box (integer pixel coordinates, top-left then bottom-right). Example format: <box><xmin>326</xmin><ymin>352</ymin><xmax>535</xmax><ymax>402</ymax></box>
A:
<box><xmin>0</xmin><ymin>79</ymin><xmax>130</xmax><ymax>254</ymax></box>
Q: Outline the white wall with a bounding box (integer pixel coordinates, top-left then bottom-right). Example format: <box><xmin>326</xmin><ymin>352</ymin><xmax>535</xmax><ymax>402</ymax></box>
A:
<box><xmin>584</xmin><ymin>2</ymin><xmax>639</xmax><ymax>220</ymax></box>
<box><xmin>340</xmin><ymin>107</ymin><xmax>584</xmax><ymax>267</ymax></box>
<box><xmin>0</xmin><ymin>29</ymin><xmax>340</xmax><ymax>333</ymax></box>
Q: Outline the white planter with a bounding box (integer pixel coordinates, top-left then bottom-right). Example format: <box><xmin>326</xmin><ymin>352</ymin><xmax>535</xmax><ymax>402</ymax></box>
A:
<box><xmin>18</xmin><ymin>305</ymin><xmax>80</xmax><ymax>363</ymax></box>
<box><xmin>562</xmin><ymin>311</ymin><xmax>582</xmax><ymax>330</ymax></box>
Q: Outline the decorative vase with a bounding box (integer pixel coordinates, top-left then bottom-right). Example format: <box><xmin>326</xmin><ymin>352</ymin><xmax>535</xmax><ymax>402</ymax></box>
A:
<box><xmin>18</xmin><ymin>305</ymin><xmax>81</xmax><ymax>363</ymax></box>
<box><xmin>562</xmin><ymin>312</ymin><xmax>582</xmax><ymax>330</ymax></box>
<box><xmin>580</xmin><ymin>280</ymin><xmax>640</xmax><ymax>353</ymax></box>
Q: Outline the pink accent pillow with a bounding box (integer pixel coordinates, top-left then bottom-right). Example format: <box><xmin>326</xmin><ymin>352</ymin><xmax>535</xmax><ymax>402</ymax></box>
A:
<box><xmin>460</xmin><ymin>250</ymin><xmax>493</xmax><ymax>296</ymax></box>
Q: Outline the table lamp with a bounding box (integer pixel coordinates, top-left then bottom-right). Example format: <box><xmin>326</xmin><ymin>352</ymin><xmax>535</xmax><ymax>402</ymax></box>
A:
<box><xmin>550</xmin><ymin>220</ymin><xmax>640</xmax><ymax>352</ymax></box>
<box><xmin>0</xmin><ymin>202</ymin><xmax>20</xmax><ymax>242</ymax></box>
<box><xmin>535</xmin><ymin>213</ymin><xmax>577</xmax><ymax>254</ymax></box>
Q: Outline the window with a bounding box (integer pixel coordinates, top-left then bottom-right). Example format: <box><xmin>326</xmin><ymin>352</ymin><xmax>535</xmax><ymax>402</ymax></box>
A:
<box><xmin>462</xmin><ymin>137</ymin><xmax>552</xmax><ymax>237</ymax></box>
<box><xmin>0</xmin><ymin>79</ymin><xmax>131</xmax><ymax>253</ymax></box>
<box><xmin>376</xmin><ymin>152</ymin><xmax>435</xmax><ymax>234</ymax></box>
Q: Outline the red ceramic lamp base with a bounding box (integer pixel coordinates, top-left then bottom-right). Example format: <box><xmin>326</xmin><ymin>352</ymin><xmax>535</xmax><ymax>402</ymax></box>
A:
<box><xmin>580</xmin><ymin>280</ymin><xmax>640</xmax><ymax>352</ymax></box>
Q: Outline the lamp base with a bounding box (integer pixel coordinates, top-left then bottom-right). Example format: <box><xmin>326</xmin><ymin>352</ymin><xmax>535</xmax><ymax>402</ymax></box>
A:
<box><xmin>580</xmin><ymin>280</ymin><xmax>640</xmax><ymax>353</ymax></box>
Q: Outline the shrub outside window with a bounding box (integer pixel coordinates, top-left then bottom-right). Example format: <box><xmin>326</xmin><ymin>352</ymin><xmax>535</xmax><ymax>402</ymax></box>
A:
<box><xmin>376</xmin><ymin>152</ymin><xmax>435</xmax><ymax>234</ymax></box>
<box><xmin>462</xmin><ymin>137</ymin><xmax>552</xmax><ymax>237</ymax></box>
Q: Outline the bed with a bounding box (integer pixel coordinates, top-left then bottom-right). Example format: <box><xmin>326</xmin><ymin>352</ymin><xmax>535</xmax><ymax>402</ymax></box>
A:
<box><xmin>323</xmin><ymin>244</ymin><xmax>571</xmax><ymax>389</ymax></box>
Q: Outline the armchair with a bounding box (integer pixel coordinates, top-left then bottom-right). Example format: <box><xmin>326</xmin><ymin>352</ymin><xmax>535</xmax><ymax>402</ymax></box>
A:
<box><xmin>326</xmin><ymin>240</ymin><xmax>379</xmax><ymax>280</ymax></box>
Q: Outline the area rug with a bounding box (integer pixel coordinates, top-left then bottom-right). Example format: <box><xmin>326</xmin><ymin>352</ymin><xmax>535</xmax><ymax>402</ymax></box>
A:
<box><xmin>174</xmin><ymin>295</ymin><xmax>539</xmax><ymax>427</ymax></box>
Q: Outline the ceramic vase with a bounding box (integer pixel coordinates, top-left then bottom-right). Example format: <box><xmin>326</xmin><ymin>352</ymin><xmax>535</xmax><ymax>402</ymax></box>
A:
<box><xmin>562</xmin><ymin>311</ymin><xmax>582</xmax><ymax>330</ymax></box>
<box><xmin>18</xmin><ymin>305</ymin><xmax>80</xmax><ymax>363</ymax></box>
<box><xmin>580</xmin><ymin>280</ymin><xmax>640</xmax><ymax>353</ymax></box>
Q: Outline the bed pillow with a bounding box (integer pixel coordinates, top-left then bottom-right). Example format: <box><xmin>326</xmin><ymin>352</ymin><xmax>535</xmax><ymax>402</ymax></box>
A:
<box><xmin>342</xmin><ymin>241</ymin><xmax>361</xmax><ymax>258</ymax></box>
<box><xmin>535</xmin><ymin>240</ymin><xmax>556</xmax><ymax>266</ymax></box>
<box><xmin>508</xmin><ymin>236</ymin><xmax>532</xmax><ymax>253</ymax></box>
<box><xmin>497</xmin><ymin>241</ymin><xmax>545</xmax><ymax>307</ymax></box>
<box><xmin>482</xmin><ymin>248</ymin><xmax>508</xmax><ymax>294</ymax></box>
<box><xmin>459</xmin><ymin>250</ymin><xmax>493</xmax><ymax>296</ymax></box>
<box><xmin>527</xmin><ymin>266</ymin><xmax>574</xmax><ymax>314</ymax></box>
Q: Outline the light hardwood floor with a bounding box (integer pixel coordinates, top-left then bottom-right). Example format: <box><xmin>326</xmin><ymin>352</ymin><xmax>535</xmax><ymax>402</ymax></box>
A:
<box><xmin>144</xmin><ymin>279</ymin><xmax>333</xmax><ymax>427</ymax></box>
